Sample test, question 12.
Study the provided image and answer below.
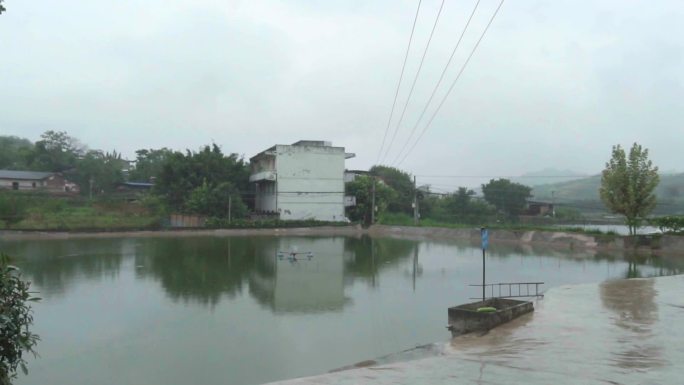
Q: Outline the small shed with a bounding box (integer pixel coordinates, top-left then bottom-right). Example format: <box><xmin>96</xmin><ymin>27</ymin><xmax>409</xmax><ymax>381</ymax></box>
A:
<box><xmin>0</xmin><ymin>170</ymin><xmax>72</xmax><ymax>193</ymax></box>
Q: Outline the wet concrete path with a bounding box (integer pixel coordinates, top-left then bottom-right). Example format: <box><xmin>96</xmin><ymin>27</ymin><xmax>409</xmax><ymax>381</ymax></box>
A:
<box><xmin>265</xmin><ymin>275</ymin><xmax>684</xmax><ymax>384</ymax></box>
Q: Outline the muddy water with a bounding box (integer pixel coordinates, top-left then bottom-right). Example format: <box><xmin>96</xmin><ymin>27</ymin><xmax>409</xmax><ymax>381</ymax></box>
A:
<box><xmin>445</xmin><ymin>276</ymin><xmax>684</xmax><ymax>384</ymax></box>
<box><xmin>2</xmin><ymin>235</ymin><xmax>682</xmax><ymax>385</ymax></box>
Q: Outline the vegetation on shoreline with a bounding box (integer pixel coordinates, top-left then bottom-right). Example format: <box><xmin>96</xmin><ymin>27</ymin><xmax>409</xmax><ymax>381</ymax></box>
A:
<box><xmin>1</xmin><ymin>133</ymin><xmax>681</xmax><ymax>236</ymax></box>
<box><xmin>377</xmin><ymin>212</ymin><xmax>621</xmax><ymax>236</ymax></box>
<box><xmin>0</xmin><ymin>253</ymin><xmax>40</xmax><ymax>385</ymax></box>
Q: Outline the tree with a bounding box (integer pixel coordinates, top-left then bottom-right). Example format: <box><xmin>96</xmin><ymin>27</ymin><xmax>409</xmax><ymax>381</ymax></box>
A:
<box><xmin>600</xmin><ymin>143</ymin><xmax>660</xmax><ymax>235</ymax></box>
<box><xmin>0</xmin><ymin>252</ymin><xmax>40</xmax><ymax>385</ymax></box>
<box><xmin>369</xmin><ymin>165</ymin><xmax>414</xmax><ymax>214</ymax></box>
<box><xmin>128</xmin><ymin>148</ymin><xmax>174</xmax><ymax>182</ymax></box>
<box><xmin>26</xmin><ymin>131</ymin><xmax>85</xmax><ymax>172</ymax></box>
<box><xmin>72</xmin><ymin>150</ymin><xmax>126</xmax><ymax>195</ymax></box>
<box><xmin>186</xmin><ymin>181</ymin><xmax>247</xmax><ymax>219</ymax></box>
<box><xmin>345</xmin><ymin>175</ymin><xmax>396</xmax><ymax>225</ymax></box>
<box><xmin>0</xmin><ymin>136</ymin><xmax>33</xmax><ymax>170</ymax></box>
<box><xmin>0</xmin><ymin>1</ymin><xmax>5</xmax><ymax>15</ymax></box>
<box><xmin>423</xmin><ymin>187</ymin><xmax>495</xmax><ymax>224</ymax></box>
<box><xmin>481</xmin><ymin>179</ymin><xmax>532</xmax><ymax>220</ymax></box>
<box><xmin>154</xmin><ymin>144</ymin><xmax>250</xmax><ymax>212</ymax></box>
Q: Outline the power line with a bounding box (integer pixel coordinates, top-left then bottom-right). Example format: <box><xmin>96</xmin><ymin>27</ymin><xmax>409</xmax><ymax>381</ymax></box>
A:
<box><xmin>380</xmin><ymin>0</ymin><xmax>446</xmax><ymax>164</ymax></box>
<box><xmin>396</xmin><ymin>0</ymin><xmax>506</xmax><ymax>167</ymax></box>
<box><xmin>391</xmin><ymin>0</ymin><xmax>482</xmax><ymax>166</ymax></box>
<box><xmin>376</xmin><ymin>0</ymin><xmax>423</xmax><ymax>165</ymax></box>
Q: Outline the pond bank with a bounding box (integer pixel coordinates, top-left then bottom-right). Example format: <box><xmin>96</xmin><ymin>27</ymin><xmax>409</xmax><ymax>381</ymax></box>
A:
<box><xmin>2</xmin><ymin>224</ymin><xmax>683</xmax><ymax>255</ymax></box>
<box><xmin>263</xmin><ymin>274</ymin><xmax>684</xmax><ymax>385</ymax></box>
<box><xmin>369</xmin><ymin>224</ymin><xmax>684</xmax><ymax>255</ymax></box>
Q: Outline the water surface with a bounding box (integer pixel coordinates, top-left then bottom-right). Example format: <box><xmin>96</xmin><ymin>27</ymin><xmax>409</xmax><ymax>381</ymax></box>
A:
<box><xmin>2</xmin><ymin>235</ymin><xmax>682</xmax><ymax>385</ymax></box>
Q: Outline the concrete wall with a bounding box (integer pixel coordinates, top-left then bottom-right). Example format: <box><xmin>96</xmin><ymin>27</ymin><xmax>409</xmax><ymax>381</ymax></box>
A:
<box><xmin>0</xmin><ymin>175</ymin><xmax>66</xmax><ymax>192</ymax></box>
<box><xmin>448</xmin><ymin>298</ymin><xmax>534</xmax><ymax>337</ymax></box>
<box><xmin>274</xmin><ymin>144</ymin><xmax>346</xmax><ymax>221</ymax></box>
<box><xmin>0</xmin><ymin>179</ymin><xmax>44</xmax><ymax>190</ymax></box>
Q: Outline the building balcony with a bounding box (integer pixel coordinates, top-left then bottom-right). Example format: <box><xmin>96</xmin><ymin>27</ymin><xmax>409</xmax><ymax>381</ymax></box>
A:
<box><xmin>249</xmin><ymin>170</ymin><xmax>277</xmax><ymax>183</ymax></box>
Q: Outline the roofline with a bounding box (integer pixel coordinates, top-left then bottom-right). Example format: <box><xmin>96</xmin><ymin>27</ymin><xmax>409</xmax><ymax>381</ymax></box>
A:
<box><xmin>0</xmin><ymin>173</ymin><xmax>56</xmax><ymax>181</ymax></box>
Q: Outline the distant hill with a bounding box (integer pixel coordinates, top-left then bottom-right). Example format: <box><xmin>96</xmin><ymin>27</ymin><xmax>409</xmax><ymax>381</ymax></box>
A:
<box><xmin>511</xmin><ymin>168</ymin><xmax>587</xmax><ymax>187</ymax></box>
<box><xmin>531</xmin><ymin>173</ymin><xmax>684</xmax><ymax>215</ymax></box>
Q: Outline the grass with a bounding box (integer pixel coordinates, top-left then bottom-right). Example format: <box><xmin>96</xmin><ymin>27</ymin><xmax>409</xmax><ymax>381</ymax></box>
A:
<box><xmin>7</xmin><ymin>196</ymin><xmax>163</xmax><ymax>231</ymax></box>
<box><xmin>378</xmin><ymin>212</ymin><xmax>621</xmax><ymax>236</ymax></box>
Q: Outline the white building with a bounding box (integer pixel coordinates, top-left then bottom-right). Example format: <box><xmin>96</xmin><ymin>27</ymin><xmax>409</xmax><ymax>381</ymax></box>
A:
<box><xmin>249</xmin><ymin>140</ymin><xmax>355</xmax><ymax>221</ymax></box>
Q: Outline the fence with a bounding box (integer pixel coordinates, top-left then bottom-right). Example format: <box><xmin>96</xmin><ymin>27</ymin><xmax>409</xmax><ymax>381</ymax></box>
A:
<box><xmin>469</xmin><ymin>282</ymin><xmax>544</xmax><ymax>300</ymax></box>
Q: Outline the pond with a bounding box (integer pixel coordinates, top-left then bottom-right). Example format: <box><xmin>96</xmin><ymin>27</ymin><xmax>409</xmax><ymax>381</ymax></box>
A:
<box><xmin>2</xmin><ymin>234</ymin><xmax>682</xmax><ymax>385</ymax></box>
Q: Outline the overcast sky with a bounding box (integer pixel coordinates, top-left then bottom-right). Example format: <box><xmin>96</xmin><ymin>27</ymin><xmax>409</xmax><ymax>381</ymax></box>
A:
<box><xmin>1</xmin><ymin>0</ymin><xmax>682</xmax><ymax>189</ymax></box>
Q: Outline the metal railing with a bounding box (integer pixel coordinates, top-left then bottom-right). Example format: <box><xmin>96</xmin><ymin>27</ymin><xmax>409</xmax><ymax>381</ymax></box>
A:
<box><xmin>469</xmin><ymin>282</ymin><xmax>544</xmax><ymax>300</ymax></box>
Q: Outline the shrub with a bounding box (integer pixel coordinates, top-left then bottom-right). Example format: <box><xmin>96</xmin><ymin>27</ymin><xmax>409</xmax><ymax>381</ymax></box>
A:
<box><xmin>0</xmin><ymin>253</ymin><xmax>39</xmax><ymax>385</ymax></box>
<box><xmin>649</xmin><ymin>216</ymin><xmax>684</xmax><ymax>234</ymax></box>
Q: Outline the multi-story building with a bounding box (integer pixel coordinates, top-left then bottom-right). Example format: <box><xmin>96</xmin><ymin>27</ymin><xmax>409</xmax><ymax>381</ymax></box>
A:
<box><xmin>249</xmin><ymin>140</ymin><xmax>355</xmax><ymax>221</ymax></box>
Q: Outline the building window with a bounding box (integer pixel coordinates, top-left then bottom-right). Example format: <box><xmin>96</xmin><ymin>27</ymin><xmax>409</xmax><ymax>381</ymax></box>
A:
<box><xmin>12</xmin><ymin>182</ymin><xmax>19</xmax><ymax>190</ymax></box>
<box><xmin>32</xmin><ymin>182</ymin><xmax>36</xmax><ymax>188</ymax></box>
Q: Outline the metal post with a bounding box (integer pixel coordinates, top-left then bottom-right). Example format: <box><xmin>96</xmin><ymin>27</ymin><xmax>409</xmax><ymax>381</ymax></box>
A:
<box><xmin>412</xmin><ymin>244</ymin><xmax>418</xmax><ymax>292</ymax></box>
<box><xmin>482</xmin><ymin>247</ymin><xmax>486</xmax><ymax>302</ymax></box>
<box><xmin>481</xmin><ymin>227</ymin><xmax>487</xmax><ymax>302</ymax></box>
<box><xmin>413</xmin><ymin>175</ymin><xmax>418</xmax><ymax>225</ymax></box>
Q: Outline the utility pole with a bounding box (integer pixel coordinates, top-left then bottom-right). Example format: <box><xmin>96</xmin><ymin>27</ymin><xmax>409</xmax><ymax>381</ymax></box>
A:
<box><xmin>412</xmin><ymin>243</ymin><xmax>418</xmax><ymax>292</ymax></box>
<box><xmin>89</xmin><ymin>177</ymin><xmax>93</xmax><ymax>200</ymax></box>
<box><xmin>371</xmin><ymin>178</ymin><xmax>376</xmax><ymax>225</ymax></box>
<box><xmin>481</xmin><ymin>227</ymin><xmax>489</xmax><ymax>302</ymax></box>
<box><xmin>228</xmin><ymin>195</ymin><xmax>232</xmax><ymax>224</ymax></box>
<box><xmin>413</xmin><ymin>175</ymin><xmax>418</xmax><ymax>225</ymax></box>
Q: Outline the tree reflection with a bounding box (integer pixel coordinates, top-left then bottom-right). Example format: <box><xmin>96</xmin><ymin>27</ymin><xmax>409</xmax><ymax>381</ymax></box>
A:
<box><xmin>3</xmin><ymin>238</ymin><xmax>125</xmax><ymax>297</ymax></box>
<box><xmin>136</xmin><ymin>236</ymin><xmax>277</xmax><ymax>307</ymax></box>
<box><xmin>342</xmin><ymin>236</ymin><xmax>416</xmax><ymax>287</ymax></box>
<box><xmin>600</xmin><ymin>278</ymin><xmax>665</xmax><ymax>370</ymax></box>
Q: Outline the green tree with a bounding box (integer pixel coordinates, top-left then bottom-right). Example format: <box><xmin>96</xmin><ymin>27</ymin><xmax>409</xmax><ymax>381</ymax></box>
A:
<box><xmin>26</xmin><ymin>131</ymin><xmax>84</xmax><ymax>172</ymax></box>
<box><xmin>186</xmin><ymin>181</ymin><xmax>247</xmax><ymax>219</ymax></box>
<box><xmin>72</xmin><ymin>150</ymin><xmax>126</xmax><ymax>195</ymax></box>
<box><xmin>369</xmin><ymin>165</ymin><xmax>414</xmax><ymax>214</ymax></box>
<box><xmin>0</xmin><ymin>136</ymin><xmax>33</xmax><ymax>170</ymax></box>
<box><xmin>0</xmin><ymin>252</ymin><xmax>40</xmax><ymax>385</ymax></box>
<box><xmin>345</xmin><ymin>175</ymin><xmax>396</xmax><ymax>225</ymax></box>
<box><xmin>600</xmin><ymin>143</ymin><xmax>660</xmax><ymax>235</ymax></box>
<box><xmin>154</xmin><ymin>144</ymin><xmax>250</xmax><ymax>212</ymax></box>
<box><xmin>0</xmin><ymin>1</ymin><xmax>5</xmax><ymax>15</ymax></box>
<box><xmin>481</xmin><ymin>179</ymin><xmax>532</xmax><ymax>220</ymax></box>
<box><xmin>129</xmin><ymin>148</ymin><xmax>174</xmax><ymax>182</ymax></box>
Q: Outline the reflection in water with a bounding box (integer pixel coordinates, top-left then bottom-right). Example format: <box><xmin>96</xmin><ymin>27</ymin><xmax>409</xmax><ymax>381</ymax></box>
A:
<box><xmin>249</xmin><ymin>237</ymin><xmax>349</xmax><ymax>313</ymax></box>
<box><xmin>2</xmin><ymin>235</ymin><xmax>684</xmax><ymax>385</ymax></box>
<box><xmin>600</xmin><ymin>278</ymin><xmax>666</xmax><ymax>370</ymax></box>
<box><xmin>0</xmin><ymin>238</ymin><xmax>126</xmax><ymax>297</ymax></box>
<box><xmin>342</xmin><ymin>236</ymin><xmax>416</xmax><ymax>287</ymax></box>
<box><xmin>135</xmin><ymin>237</ymin><xmax>271</xmax><ymax>306</ymax></box>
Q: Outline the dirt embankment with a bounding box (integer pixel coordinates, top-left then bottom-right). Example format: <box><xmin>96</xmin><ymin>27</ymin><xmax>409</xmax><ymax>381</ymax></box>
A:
<box><xmin>367</xmin><ymin>225</ymin><xmax>684</xmax><ymax>255</ymax></box>
<box><xmin>0</xmin><ymin>225</ymin><xmax>366</xmax><ymax>240</ymax></box>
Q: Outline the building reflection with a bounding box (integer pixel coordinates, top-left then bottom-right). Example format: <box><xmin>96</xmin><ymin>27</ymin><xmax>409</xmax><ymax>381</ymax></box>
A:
<box><xmin>249</xmin><ymin>237</ymin><xmax>350</xmax><ymax>313</ymax></box>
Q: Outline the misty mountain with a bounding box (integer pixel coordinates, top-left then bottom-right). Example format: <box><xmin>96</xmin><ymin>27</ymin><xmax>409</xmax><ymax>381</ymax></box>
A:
<box><xmin>531</xmin><ymin>173</ymin><xmax>684</xmax><ymax>215</ymax></box>
<box><xmin>511</xmin><ymin>168</ymin><xmax>588</xmax><ymax>187</ymax></box>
